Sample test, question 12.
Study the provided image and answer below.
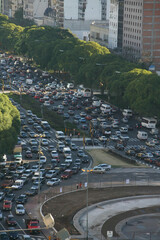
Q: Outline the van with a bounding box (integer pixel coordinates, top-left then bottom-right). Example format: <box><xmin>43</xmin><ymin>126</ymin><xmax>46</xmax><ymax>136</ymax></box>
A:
<box><xmin>100</xmin><ymin>104</ymin><xmax>112</xmax><ymax>113</ymax></box>
<box><xmin>122</xmin><ymin>109</ymin><xmax>132</xmax><ymax>118</ymax></box>
<box><xmin>137</xmin><ymin>131</ymin><xmax>148</xmax><ymax>140</ymax></box>
<box><xmin>56</xmin><ymin>131</ymin><xmax>65</xmax><ymax>140</ymax></box>
<box><xmin>63</xmin><ymin>147</ymin><xmax>71</xmax><ymax>158</ymax></box>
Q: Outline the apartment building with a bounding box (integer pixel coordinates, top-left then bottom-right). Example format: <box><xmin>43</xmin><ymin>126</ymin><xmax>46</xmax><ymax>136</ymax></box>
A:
<box><xmin>123</xmin><ymin>0</ymin><xmax>160</xmax><ymax>70</ymax></box>
<box><xmin>23</xmin><ymin>0</ymin><xmax>48</xmax><ymax>21</ymax></box>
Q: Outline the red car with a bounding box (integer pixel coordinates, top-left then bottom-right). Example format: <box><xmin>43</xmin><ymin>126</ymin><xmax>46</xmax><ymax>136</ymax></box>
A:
<box><xmin>39</xmin><ymin>98</ymin><xmax>45</xmax><ymax>103</ymax></box>
<box><xmin>3</xmin><ymin>200</ymin><xmax>12</xmax><ymax>211</ymax></box>
<box><xmin>6</xmin><ymin>215</ymin><xmax>17</xmax><ymax>226</ymax></box>
<box><xmin>85</xmin><ymin>115</ymin><xmax>92</xmax><ymax>120</ymax></box>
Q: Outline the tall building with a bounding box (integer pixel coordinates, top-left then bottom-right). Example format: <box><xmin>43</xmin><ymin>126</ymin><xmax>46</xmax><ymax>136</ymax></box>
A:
<box><xmin>123</xmin><ymin>0</ymin><xmax>160</xmax><ymax>70</ymax></box>
<box><xmin>23</xmin><ymin>0</ymin><xmax>48</xmax><ymax>23</ymax></box>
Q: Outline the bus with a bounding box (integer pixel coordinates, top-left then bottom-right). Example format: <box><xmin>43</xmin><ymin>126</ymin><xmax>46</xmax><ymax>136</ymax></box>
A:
<box><xmin>141</xmin><ymin>117</ymin><xmax>157</xmax><ymax>129</ymax></box>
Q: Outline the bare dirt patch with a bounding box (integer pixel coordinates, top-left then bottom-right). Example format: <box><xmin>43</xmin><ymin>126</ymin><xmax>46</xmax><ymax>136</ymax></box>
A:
<box><xmin>42</xmin><ymin>186</ymin><xmax>160</xmax><ymax>235</ymax></box>
<box><xmin>87</xmin><ymin>149</ymin><xmax>143</xmax><ymax>167</ymax></box>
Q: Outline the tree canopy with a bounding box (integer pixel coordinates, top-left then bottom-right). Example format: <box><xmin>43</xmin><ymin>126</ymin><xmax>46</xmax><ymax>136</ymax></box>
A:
<box><xmin>0</xmin><ymin>14</ymin><xmax>160</xmax><ymax>118</ymax></box>
<box><xmin>0</xmin><ymin>95</ymin><xmax>20</xmax><ymax>154</ymax></box>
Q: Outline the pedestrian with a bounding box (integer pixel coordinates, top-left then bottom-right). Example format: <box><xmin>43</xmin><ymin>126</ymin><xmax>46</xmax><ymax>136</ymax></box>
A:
<box><xmin>76</xmin><ymin>184</ymin><xmax>79</xmax><ymax>189</ymax></box>
<box><xmin>78</xmin><ymin>132</ymin><xmax>80</xmax><ymax>138</ymax></box>
<box><xmin>79</xmin><ymin>182</ymin><xmax>82</xmax><ymax>188</ymax></box>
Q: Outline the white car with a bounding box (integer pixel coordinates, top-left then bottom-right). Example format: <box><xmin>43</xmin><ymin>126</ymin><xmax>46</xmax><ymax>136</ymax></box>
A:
<box><xmin>97</xmin><ymin>164</ymin><xmax>111</xmax><ymax>171</ymax></box>
<box><xmin>39</xmin><ymin>155</ymin><xmax>47</xmax><ymax>163</ymax></box>
<box><xmin>15</xmin><ymin>204</ymin><xmax>25</xmax><ymax>215</ymax></box>
<box><xmin>99</xmin><ymin>136</ymin><xmax>108</xmax><ymax>142</ymax></box>
<box><xmin>110</xmin><ymin>135</ymin><xmax>119</xmax><ymax>141</ymax></box>
<box><xmin>45</xmin><ymin>170</ymin><xmax>56</xmax><ymax>179</ymax></box>
<box><xmin>46</xmin><ymin>178</ymin><xmax>61</xmax><ymax>186</ymax></box>
<box><xmin>92</xmin><ymin>167</ymin><xmax>106</xmax><ymax>174</ymax></box>
<box><xmin>51</xmin><ymin>150</ymin><xmax>59</xmax><ymax>159</ymax></box>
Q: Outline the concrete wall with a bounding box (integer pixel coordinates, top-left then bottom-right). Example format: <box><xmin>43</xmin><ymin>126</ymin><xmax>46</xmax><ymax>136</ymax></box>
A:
<box><xmin>85</xmin><ymin>0</ymin><xmax>102</xmax><ymax>20</ymax></box>
<box><xmin>64</xmin><ymin>0</ymin><xmax>78</xmax><ymax>19</ymax></box>
<box><xmin>33</xmin><ymin>0</ymin><xmax>48</xmax><ymax>18</ymax></box>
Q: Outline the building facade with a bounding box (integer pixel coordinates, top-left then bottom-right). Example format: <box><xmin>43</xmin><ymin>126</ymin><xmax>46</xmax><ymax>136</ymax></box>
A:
<box><xmin>90</xmin><ymin>21</ymin><xmax>109</xmax><ymax>47</ymax></box>
<box><xmin>23</xmin><ymin>0</ymin><xmax>48</xmax><ymax>20</ymax></box>
<box><xmin>122</xmin><ymin>0</ymin><xmax>160</xmax><ymax>70</ymax></box>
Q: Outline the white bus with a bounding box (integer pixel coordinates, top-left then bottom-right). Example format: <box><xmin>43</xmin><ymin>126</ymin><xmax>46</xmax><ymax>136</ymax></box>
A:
<box><xmin>141</xmin><ymin>117</ymin><xmax>157</xmax><ymax>129</ymax></box>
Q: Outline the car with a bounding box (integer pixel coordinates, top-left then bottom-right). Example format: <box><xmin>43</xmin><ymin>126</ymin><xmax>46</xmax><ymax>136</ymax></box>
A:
<box><xmin>26</xmin><ymin>110</ymin><xmax>32</xmax><ymax>116</ymax></box>
<box><xmin>15</xmin><ymin>204</ymin><xmax>25</xmax><ymax>215</ymax></box>
<box><xmin>39</xmin><ymin>155</ymin><xmax>47</xmax><ymax>163</ymax></box>
<box><xmin>115</xmin><ymin>143</ymin><xmax>124</xmax><ymax>151</ymax></box>
<box><xmin>25</xmin><ymin>150</ymin><xmax>32</xmax><ymax>158</ymax></box>
<box><xmin>0</xmin><ymin>192</ymin><xmax>5</xmax><ymax>201</ymax></box>
<box><xmin>120</xmin><ymin>127</ymin><xmax>128</xmax><ymax>133</ymax></box>
<box><xmin>97</xmin><ymin>164</ymin><xmax>111</xmax><ymax>171</ymax></box>
<box><xmin>145</xmin><ymin>141</ymin><xmax>155</xmax><ymax>147</ymax></box>
<box><xmin>8</xmin><ymin>227</ymin><xmax>19</xmax><ymax>240</ymax></box>
<box><xmin>20</xmin><ymin>235</ymin><xmax>32</xmax><ymax>240</ymax></box>
<box><xmin>110</xmin><ymin>135</ymin><xmax>119</xmax><ymax>141</ymax></box>
<box><xmin>70</xmin><ymin>143</ymin><xmax>78</xmax><ymax>150</ymax></box>
<box><xmin>4</xmin><ymin>193</ymin><xmax>15</xmax><ymax>202</ymax></box>
<box><xmin>92</xmin><ymin>167</ymin><xmax>106</xmax><ymax>174</ymax></box>
<box><xmin>45</xmin><ymin>170</ymin><xmax>57</xmax><ymax>179</ymax></box>
<box><xmin>16</xmin><ymin>194</ymin><xmax>27</xmax><ymax>204</ymax></box>
<box><xmin>99</xmin><ymin>136</ymin><xmax>108</xmax><ymax>142</ymax></box>
<box><xmin>125</xmin><ymin>149</ymin><xmax>135</xmax><ymax>156</ymax></box>
<box><xmin>51</xmin><ymin>150</ymin><xmax>59</xmax><ymax>160</ymax></box>
<box><xmin>43</xmin><ymin>131</ymin><xmax>51</xmax><ymax>138</ymax></box>
<box><xmin>25</xmin><ymin>189</ymin><xmax>37</xmax><ymax>196</ymax></box>
<box><xmin>6</xmin><ymin>215</ymin><xmax>17</xmax><ymax>226</ymax></box>
<box><xmin>72</xmin><ymin>166</ymin><xmax>79</xmax><ymax>174</ymax></box>
<box><xmin>46</xmin><ymin>178</ymin><xmax>61</xmax><ymax>186</ymax></box>
<box><xmin>28</xmin><ymin>131</ymin><xmax>37</xmax><ymax>138</ymax></box>
<box><xmin>29</xmin><ymin>139</ymin><xmax>38</xmax><ymax>146</ymax></box>
<box><xmin>0</xmin><ymin>210</ymin><xmax>3</xmax><ymax>220</ymax></box>
<box><xmin>77</xmin><ymin>150</ymin><xmax>85</xmax><ymax>157</ymax></box>
<box><xmin>0</xmin><ymin>232</ymin><xmax>10</xmax><ymax>240</ymax></box>
<box><xmin>41</xmin><ymin>139</ymin><xmax>49</xmax><ymax>146</ymax></box>
<box><xmin>20</xmin><ymin>131</ymin><xmax>28</xmax><ymax>138</ymax></box>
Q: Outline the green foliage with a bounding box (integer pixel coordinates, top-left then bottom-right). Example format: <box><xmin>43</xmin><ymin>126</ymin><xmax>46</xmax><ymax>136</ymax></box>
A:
<box><xmin>1</xmin><ymin>14</ymin><xmax>160</xmax><ymax>118</ymax></box>
<box><xmin>0</xmin><ymin>95</ymin><xmax>20</xmax><ymax>154</ymax></box>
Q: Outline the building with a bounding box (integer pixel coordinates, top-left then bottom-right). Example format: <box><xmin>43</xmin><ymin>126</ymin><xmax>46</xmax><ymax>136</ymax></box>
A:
<box><xmin>23</xmin><ymin>0</ymin><xmax>48</xmax><ymax>23</ymax></box>
<box><xmin>122</xmin><ymin>0</ymin><xmax>160</xmax><ymax>70</ymax></box>
<box><xmin>90</xmin><ymin>21</ymin><xmax>109</xmax><ymax>47</ymax></box>
<box><xmin>108</xmin><ymin>0</ymin><xmax>119</xmax><ymax>49</ymax></box>
<box><xmin>0</xmin><ymin>0</ymin><xmax>23</xmax><ymax>17</ymax></box>
<box><xmin>55</xmin><ymin>0</ymin><xmax>109</xmax><ymax>41</ymax></box>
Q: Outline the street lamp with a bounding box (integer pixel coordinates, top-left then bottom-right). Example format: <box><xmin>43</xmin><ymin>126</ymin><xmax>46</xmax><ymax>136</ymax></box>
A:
<box><xmin>82</xmin><ymin>168</ymin><xmax>93</xmax><ymax>240</ymax></box>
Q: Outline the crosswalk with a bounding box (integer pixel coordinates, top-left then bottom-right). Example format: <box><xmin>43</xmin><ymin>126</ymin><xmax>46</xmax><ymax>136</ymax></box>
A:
<box><xmin>19</xmin><ymin>235</ymin><xmax>46</xmax><ymax>240</ymax></box>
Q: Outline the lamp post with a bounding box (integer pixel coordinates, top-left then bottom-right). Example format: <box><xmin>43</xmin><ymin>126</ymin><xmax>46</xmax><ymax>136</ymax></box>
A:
<box><xmin>82</xmin><ymin>168</ymin><xmax>93</xmax><ymax>240</ymax></box>
<box><xmin>38</xmin><ymin>135</ymin><xmax>43</xmax><ymax>199</ymax></box>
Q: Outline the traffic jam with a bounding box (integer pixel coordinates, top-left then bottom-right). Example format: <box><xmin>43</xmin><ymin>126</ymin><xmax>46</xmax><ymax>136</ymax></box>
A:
<box><xmin>0</xmin><ymin>55</ymin><xmax>160</xmax><ymax>238</ymax></box>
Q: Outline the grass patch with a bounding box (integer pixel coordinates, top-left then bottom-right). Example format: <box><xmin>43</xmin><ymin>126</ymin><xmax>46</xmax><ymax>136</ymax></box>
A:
<box><xmin>87</xmin><ymin>149</ymin><xmax>143</xmax><ymax>168</ymax></box>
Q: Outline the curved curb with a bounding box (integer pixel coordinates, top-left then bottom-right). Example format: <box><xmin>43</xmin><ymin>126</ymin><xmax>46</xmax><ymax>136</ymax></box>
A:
<box><xmin>115</xmin><ymin>213</ymin><xmax>160</xmax><ymax>239</ymax></box>
<box><xmin>73</xmin><ymin>194</ymin><xmax>160</xmax><ymax>239</ymax></box>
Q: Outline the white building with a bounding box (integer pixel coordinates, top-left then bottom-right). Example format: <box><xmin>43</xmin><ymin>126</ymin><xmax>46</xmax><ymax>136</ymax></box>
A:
<box><xmin>108</xmin><ymin>0</ymin><xmax>119</xmax><ymax>49</ymax></box>
<box><xmin>23</xmin><ymin>0</ymin><xmax>48</xmax><ymax>22</ymax></box>
<box><xmin>61</xmin><ymin>0</ymin><xmax>108</xmax><ymax>41</ymax></box>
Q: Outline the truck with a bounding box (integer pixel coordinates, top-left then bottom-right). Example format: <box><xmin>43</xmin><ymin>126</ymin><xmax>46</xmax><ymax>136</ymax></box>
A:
<box><xmin>25</xmin><ymin>219</ymin><xmax>40</xmax><ymax>234</ymax></box>
<box><xmin>13</xmin><ymin>145</ymin><xmax>22</xmax><ymax>164</ymax></box>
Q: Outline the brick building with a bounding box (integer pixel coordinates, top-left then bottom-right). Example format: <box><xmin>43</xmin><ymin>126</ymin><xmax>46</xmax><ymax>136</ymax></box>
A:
<box><xmin>123</xmin><ymin>0</ymin><xmax>160</xmax><ymax>70</ymax></box>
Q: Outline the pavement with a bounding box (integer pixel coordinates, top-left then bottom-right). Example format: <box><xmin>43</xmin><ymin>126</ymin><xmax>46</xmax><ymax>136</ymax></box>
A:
<box><xmin>73</xmin><ymin>195</ymin><xmax>160</xmax><ymax>240</ymax></box>
<box><xmin>25</xmin><ymin>186</ymin><xmax>160</xmax><ymax>240</ymax></box>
